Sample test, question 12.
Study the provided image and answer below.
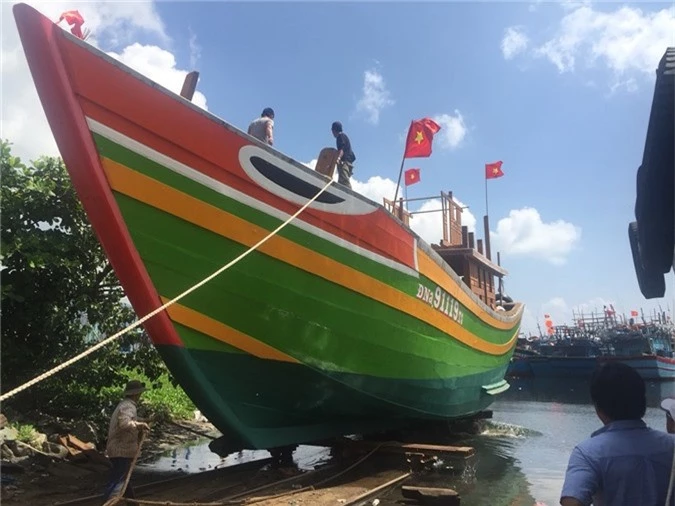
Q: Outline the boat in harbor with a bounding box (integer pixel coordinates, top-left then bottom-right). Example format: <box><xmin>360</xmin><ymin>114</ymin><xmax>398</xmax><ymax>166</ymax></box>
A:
<box><xmin>13</xmin><ymin>3</ymin><xmax>523</xmax><ymax>451</ymax></box>
<box><xmin>507</xmin><ymin>311</ymin><xmax>675</xmax><ymax>380</ymax></box>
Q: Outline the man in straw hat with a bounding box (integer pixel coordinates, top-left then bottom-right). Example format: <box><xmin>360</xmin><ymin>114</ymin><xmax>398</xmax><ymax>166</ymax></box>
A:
<box><xmin>102</xmin><ymin>379</ymin><xmax>151</xmax><ymax>502</ymax></box>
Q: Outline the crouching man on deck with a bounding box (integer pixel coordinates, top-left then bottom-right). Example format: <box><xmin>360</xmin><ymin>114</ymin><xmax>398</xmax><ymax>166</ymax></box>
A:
<box><xmin>102</xmin><ymin>380</ymin><xmax>151</xmax><ymax>503</ymax></box>
<box><xmin>560</xmin><ymin>362</ymin><xmax>675</xmax><ymax>506</ymax></box>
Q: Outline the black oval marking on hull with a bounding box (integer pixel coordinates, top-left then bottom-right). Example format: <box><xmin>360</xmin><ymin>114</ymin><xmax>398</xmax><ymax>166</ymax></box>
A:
<box><xmin>250</xmin><ymin>156</ymin><xmax>344</xmax><ymax>204</ymax></box>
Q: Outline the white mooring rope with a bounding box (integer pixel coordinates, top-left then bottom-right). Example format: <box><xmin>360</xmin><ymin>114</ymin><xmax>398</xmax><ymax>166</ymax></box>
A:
<box><xmin>0</xmin><ymin>178</ymin><xmax>334</xmax><ymax>402</ymax></box>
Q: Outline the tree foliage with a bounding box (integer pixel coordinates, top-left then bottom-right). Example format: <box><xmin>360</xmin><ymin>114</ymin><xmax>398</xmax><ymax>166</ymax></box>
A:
<box><xmin>0</xmin><ymin>140</ymin><xmax>167</xmax><ymax>425</ymax></box>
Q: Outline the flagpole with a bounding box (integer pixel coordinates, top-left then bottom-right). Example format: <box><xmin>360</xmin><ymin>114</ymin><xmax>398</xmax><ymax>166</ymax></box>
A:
<box><xmin>393</xmin><ymin>154</ymin><xmax>406</xmax><ymax>205</ymax></box>
<box><xmin>485</xmin><ymin>171</ymin><xmax>489</xmax><ymax>217</ymax></box>
<box><xmin>392</xmin><ymin>120</ymin><xmax>412</xmax><ymax>207</ymax></box>
<box><xmin>404</xmin><ymin>182</ymin><xmax>408</xmax><ymax>211</ymax></box>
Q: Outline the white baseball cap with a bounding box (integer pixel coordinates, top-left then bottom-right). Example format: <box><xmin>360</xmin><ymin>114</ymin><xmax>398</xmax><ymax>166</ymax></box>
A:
<box><xmin>660</xmin><ymin>398</ymin><xmax>675</xmax><ymax>418</ymax></box>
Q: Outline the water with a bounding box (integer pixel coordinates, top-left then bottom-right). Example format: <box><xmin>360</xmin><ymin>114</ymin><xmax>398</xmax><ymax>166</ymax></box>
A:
<box><xmin>141</xmin><ymin>379</ymin><xmax>675</xmax><ymax>505</ymax></box>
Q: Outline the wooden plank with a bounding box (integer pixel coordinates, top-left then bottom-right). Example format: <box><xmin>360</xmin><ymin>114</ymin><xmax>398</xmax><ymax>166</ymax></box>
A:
<box><xmin>180</xmin><ymin>71</ymin><xmax>200</xmax><ymax>101</ymax></box>
<box><xmin>344</xmin><ymin>472</ymin><xmax>411</xmax><ymax>505</ymax></box>
<box><xmin>401</xmin><ymin>485</ymin><xmax>460</xmax><ymax>505</ymax></box>
<box><xmin>342</xmin><ymin>440</ymin><xmax>474</xmax><ymax>458</ymax></box>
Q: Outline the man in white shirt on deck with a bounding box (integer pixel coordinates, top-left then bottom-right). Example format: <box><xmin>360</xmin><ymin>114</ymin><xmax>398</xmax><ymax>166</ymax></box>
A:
<box><xmin>247</xmin><ymin>107</ymin><xmax>275</xmax><ymax>146</ymax></box>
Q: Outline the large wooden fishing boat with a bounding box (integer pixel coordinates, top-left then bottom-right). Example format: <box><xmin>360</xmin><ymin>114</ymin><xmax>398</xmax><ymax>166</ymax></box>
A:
<box><xmin>14</xmin><ymin>3</ymin><xmax>523</xmax><ymax>450</ymax></box>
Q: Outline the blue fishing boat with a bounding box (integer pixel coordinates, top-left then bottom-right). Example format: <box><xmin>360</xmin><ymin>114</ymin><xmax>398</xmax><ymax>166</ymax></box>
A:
<box><xmin>507</xmin><ymin>312</ymin><xmax>675</xmax><ymax>380</ymax></box>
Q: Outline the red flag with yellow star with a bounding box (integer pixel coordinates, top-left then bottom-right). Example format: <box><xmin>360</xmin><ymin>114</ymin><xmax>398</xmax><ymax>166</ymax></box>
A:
<box><xmin>57</xmin><ymin>10</ymin><xmax>85</xmax><ymax>39</ymax></box>
<box><xmin>404</xmin><ymin>168</ymin><xmax>421</xmax><ymax>186</ymax></box>
<box><xmin>485</xmin><ymin>161</ymin><xmax>504</xmax><ymax>179</ymax></box>
<box><xmin>403</xmin><ymin>118</ymin><xmax>441</xmax><ymax>158</ymax></box>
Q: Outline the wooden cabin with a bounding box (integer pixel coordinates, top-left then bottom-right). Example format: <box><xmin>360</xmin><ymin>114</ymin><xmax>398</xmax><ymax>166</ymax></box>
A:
<box><xmin>384</xmin><ymin>191</ymin><xmax>508</xmax><ymax>309</ymax></box>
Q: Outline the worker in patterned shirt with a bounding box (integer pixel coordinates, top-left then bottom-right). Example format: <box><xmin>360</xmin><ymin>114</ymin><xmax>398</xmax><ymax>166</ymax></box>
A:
<box><xmin>102</xmin><ymin>380</ymin><xmax>151</xmax><ymax>502</ymax></box>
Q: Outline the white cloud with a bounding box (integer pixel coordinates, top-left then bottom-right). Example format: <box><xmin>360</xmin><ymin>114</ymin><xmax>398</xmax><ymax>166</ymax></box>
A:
<box><xmin>539</xmin><ymin>295</ymin><xmax>615</xmax><ymax>327</ymax></box>
<box><xmin>1</xmin><ymin>1</ymin><xmax>204</xmax><ymax>162</ymax></box>
<box><xmin>534</xmin><ymin>5</ymin><xmax>675</xmax><ymax>77</ymax></box>
<box><xmin>352</xmin><ymin>175</ymin><xmax>397</xmax><ymax>204</ymax></box>
<box><xmin>501</xmin><ymin>26</ymin><xmax>529</xmax><ymax>60</ymax></box>
<box><xmin>355</xmin><ymin>68</ymin><xmax>394</xmax><ymax>125</ymax></box>
<box><xmin>107</xmin><ymin>44</ymin><xmax>208</xmax><ymax>110</ymax></box>
<box><xmin>491</xmin><ymin>207</ymin><xmax>581</xmax><ymax>265</ymax></box>
<box><xmin>528</xmin><ymin>0</ymin><xmax>544</xmax><ymax>13</ymax></box>
<box><xmin>188</xmin><ymin>26</ymin><xmax>201</xmax><ymax>69</ymax></box>
<box><xmin>432</xmin><ymin>111</ymin><xmax>467</xmax><ymax>150</ymax></box>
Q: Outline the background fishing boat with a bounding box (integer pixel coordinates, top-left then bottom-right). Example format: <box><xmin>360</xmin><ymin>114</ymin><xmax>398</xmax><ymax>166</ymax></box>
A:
<box><xmin>13</xmin><ymin>3</ymin><xmax>523</xmax><ymax>452</ymax></box>
<box><xmin>507</xmin><ymin>309</ymin><xmax>675</xmax><ymax>380</ymax></box>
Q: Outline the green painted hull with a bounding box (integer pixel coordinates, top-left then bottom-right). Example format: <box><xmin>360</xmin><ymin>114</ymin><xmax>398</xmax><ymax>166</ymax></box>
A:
<box><xmin>113</xmin><ymin>183</ymin><xmax>516</xmax><ymax>447</ymax></box>
<box><xmin>158</xmin><ymin>344</ymin><xmax>505</xmax><ymax>449</ymax></box>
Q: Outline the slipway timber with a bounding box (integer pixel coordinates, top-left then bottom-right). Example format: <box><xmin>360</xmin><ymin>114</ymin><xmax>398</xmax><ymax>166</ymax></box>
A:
<box><xmin>55</xmin><ymin>437</ymin><xmax>477</xmax><ymax>506</ymax></box>
<box><xmin>13</xmin><ymin>3</ymin><xmax>523</xmax><ymax>452</ymax></box>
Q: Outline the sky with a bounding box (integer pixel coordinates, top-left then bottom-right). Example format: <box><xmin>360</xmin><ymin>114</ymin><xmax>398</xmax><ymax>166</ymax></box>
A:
<box><xmin>2</xmin><ymin>0</ymin><xmax>675</xmax><ymax>334</ymax></box>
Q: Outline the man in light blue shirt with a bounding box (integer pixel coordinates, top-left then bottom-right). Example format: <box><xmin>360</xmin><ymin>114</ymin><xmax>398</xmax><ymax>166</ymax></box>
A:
<box><xmin>560</xmin><ymin>362</ymin><xmax>675</xmax><ymax>506</ymax></box>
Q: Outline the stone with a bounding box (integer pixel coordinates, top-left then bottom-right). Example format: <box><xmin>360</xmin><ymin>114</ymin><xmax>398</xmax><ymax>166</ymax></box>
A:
<box><xmin>1</xmin><ymin>443</ymin><xmax>16</xmax><ymax>460</ymax></box>
<box><xmin>9</xmin><ymin>441</ymin><xmax>34</xmax><ymax>458</ymax></box>
<box><xmin>0</xmin><ymin>413</ymin><xmax>8</xmax><ymax>429</ymax></box>
<box><xmin>48</xmin><ymin>433</ymin><xmax>63</xmax><ymax>444</ymax></box>
<box><xmin>0</xmin><ymin>426</ymin><xmax>18</xmax><ymax>444</ymax></box>
<box><xmin>42</xmin><ymin>441</ymin><xmax>70</xmax><ymax>459</ymax></box>
<box><xmin>31</xmin><ymin>432</ymin><xmax>47</xmax><ymax>449</ymax></box>
<box><xmin>401</xmin><ymin>486</ymin><xmax>460</xmax><ymax>506</ymax></box>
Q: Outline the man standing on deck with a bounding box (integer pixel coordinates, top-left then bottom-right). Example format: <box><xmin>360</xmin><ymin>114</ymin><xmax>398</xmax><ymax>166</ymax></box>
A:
<box><xmin>331</xmin><ymin>121</ymin><xmax>356</xmax><ymax>189</ymax></box>
<box><xmin>560</xmin><ymin>362</ymin><xmax>675</xmax><ymax>506</ymax></box>
<box><xmin>247</xmin><ymin>107</ymin><xmax>275</xmax><ymax>146</ymax></box>
<box><xmin>103</xmin><ymin>380</ymin><xmax>151</xmax><ymax>503</ymax></box>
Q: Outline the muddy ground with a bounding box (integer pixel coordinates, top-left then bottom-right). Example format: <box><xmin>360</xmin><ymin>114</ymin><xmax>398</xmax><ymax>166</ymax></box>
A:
<box><xmin>1</xmin><ymin>419</ymin><xmax>220</xmax><ymax>506</ymax></box>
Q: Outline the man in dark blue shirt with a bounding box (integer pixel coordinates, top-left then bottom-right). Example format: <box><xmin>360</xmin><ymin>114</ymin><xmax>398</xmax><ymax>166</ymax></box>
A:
<box><xmin>331</xmin><ymin>121</ymin><xmax>356</xmax><ymax>189</ymax></box>
<box><xmin>560</xmin><ymin>362</ymin><xmax>675</xmax><ymax>505</ymax></box>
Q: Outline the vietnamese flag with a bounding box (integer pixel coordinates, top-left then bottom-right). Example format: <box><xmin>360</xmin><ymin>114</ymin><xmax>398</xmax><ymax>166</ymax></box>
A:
<box><xmin>485</xmin><ymin>161</ymin><xmax>504</xmax><ymax>179</ymax></box>
<box><xmin>403</xmin><ymin>118</ymin><xmax>441</xmax><ymax>158</ymax></box>
<box><xmin>404</xmin><ymin>168</ymin><xmax>421</xmax><ymax>186</ymax></box>
<box><xmin>630</xmin><ymin>310</ymin><xmax>639</xmax><ymax>317</ymax></box>
<box><xmin>57</xmin><ymin>10</ymin><xmax>85</xmax><ymax>39</ymax></box>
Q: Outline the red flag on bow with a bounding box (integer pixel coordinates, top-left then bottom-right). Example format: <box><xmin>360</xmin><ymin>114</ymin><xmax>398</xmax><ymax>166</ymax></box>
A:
<box><xmin>403</xmin><ymin>118</ymin><xmax>441</xmax><ymax>159</ymax></box>
<box><xmin>485</xmin><ymin>161</ymin><xmax>504</xmax><ymax>179</ymax></box>
<box><xmin>404</xmin><ymin>168</ymin><xmax>421</xmax><ymax>186</ymax></box>
<box><xmin>57</xmin><ymin>10</ymin><xmax>85</xmax><ymax>39</ymax></box>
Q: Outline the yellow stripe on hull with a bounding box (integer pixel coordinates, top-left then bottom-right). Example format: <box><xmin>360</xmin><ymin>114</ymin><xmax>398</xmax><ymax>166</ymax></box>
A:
<box><xmin>103</xmin><ymin>157</ymin><xmax>518</xmax><ymax>355</ymax></box>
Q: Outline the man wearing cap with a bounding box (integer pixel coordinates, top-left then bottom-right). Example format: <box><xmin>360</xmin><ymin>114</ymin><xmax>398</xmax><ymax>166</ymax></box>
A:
<box><xmin>102</xmin><ymin>380</ymin><xmax>151</xmax><ymax>502</ymax></box>
<box><xmin>247</xmin><ymin>107</ymin><xmax>275</xmax><ymax>146</ymax></box>
<box><xmin>560</xmin><ymin>362</ymin><xmax>675</xmax><ymax>506</ymax></box>
<box><xmin>662</xmin><ymin>398</ymin><xmax>675</xmax><ymax>434</ymax></box>
<box><xmin>331</xmin><ymin>121</ymin><xmax>356</xmax><ymax>189</ymax></box>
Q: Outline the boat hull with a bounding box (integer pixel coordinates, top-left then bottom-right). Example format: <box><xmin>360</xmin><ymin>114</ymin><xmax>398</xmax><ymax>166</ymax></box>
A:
<box><xmin>159</xmin><ymin>345</ymin><xmax>506</xmax><ymax>449</ymax></box>
<box><xmin>13</xmin><ymin>3</ymin><xmax>523</xmax><ymax>449</ymax></box>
